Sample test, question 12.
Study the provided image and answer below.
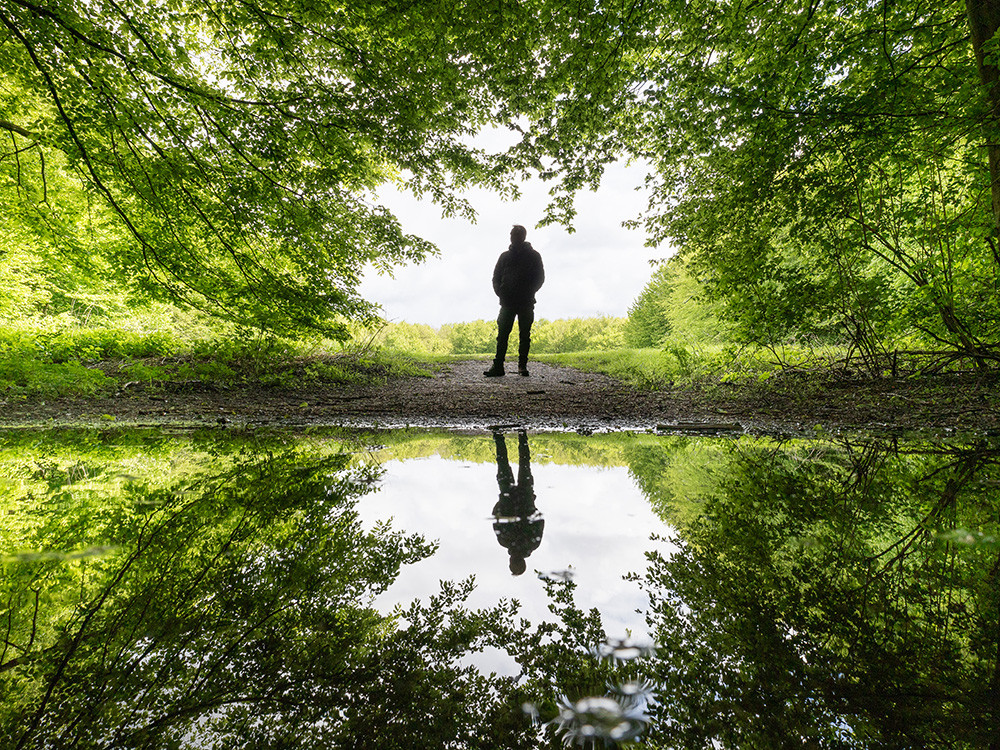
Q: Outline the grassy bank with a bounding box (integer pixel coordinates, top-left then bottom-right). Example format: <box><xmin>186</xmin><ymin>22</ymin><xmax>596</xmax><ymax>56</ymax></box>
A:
<box><xmin>0</xmin><ymin>325</ymin><xmax>431</xmax><ymax>401</ymax></box>
<box><xmin>3</xmin><ymin>319</ymin><xmax>997</xmax><ymax>408</ymax></box>
<box><xmin>537</xmin><ymin>344</ymin><xmax>852</xmax><ymax>389</ymax></box>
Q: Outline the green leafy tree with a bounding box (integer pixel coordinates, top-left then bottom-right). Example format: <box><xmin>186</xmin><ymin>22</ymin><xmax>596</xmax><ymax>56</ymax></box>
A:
<box><xmin>374</xmin><ymin>321</ymin><xmax>449</xmax><ymax>356</ymax></box>
<box><xmin>625</xmin><ymin>262</ymin><xmax>673</xmax><ymax>348</ymax></box>
<box><xmin>1</xmin><ymin>0</ymin><xmax>651</xmax><ymax>335</ymax></box>
<box><xmin>530</xmin><ymin>317</ymin><xmax>625</xmax><ymax>353</ymax></box>
<box><xmin>441</xmin><ymin>319</ymin><xmax>497</xmax><ymax>355</ymax></box>
<box><xmin>625</xmin><ymin>257</ymin><xmax>725</xmax><ymax>347</ymax></box>
<box><xmin>630</xmin><ymin>0</ymin><xmax>1000</xmax><ymax>367</ymax></box>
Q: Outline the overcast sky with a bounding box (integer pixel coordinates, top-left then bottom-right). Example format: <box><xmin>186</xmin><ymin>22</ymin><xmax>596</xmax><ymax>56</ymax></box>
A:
<box><xmin>359</xmin><ymin>155</ymin><xmax>669</xmax><ymax>328</ymax></box>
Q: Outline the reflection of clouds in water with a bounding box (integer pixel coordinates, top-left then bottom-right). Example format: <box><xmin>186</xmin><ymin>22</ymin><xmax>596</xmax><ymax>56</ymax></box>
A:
<box><xmin>360</xmin><ymin>454</ymin><xmax>677</xmax><ymax>651</ymax></box>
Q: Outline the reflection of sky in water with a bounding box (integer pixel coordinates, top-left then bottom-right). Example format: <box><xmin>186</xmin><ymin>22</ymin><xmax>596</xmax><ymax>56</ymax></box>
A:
<box><xmin>359</xmin><ymin>449</ymin><xmax>677</xmax><ymax>652</ymax></box>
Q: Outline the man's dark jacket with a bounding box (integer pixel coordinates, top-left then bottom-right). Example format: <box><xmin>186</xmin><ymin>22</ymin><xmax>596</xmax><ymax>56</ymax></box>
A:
<box><xmin>492</xmin><ymin>241</ymin><xmax>545</xmax><ymax>309</ymax></box>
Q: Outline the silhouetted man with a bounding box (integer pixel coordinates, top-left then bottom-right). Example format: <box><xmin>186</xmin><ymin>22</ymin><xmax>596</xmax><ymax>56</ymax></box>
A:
<box><xmin>491</xmin><ymin>430</ymin><xmax>544</xmax><ymax>576</ymax></box>
<box><xmin>484</xmin><ymin>224</ymin><xmax>545</xmax><ymax>377</ymax></box>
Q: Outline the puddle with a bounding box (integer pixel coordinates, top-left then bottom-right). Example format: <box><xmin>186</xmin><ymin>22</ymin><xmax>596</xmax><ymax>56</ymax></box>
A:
<box><xmin>358</xmin><ymin>430</ymin><xmax>675</xmax><ymax>667</ymax></box>
<box><xmin>0</xmin><ymin>426</ymin><xmax>996</xmax><ymax>747</ymax></box>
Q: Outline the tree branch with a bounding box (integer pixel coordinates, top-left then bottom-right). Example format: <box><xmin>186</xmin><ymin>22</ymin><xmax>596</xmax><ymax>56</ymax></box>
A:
<box><xmin>0</xmin><ymin>119</ymin><xmax>39</xmax><ymax>140</ymax></box>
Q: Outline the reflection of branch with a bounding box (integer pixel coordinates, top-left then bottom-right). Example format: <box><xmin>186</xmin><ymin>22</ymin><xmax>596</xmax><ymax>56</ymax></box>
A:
<box><xmin>0</xmin><ymin>657</ymin><xmax>25</xmax><ymax>673</ymax></box>
<box><xmin>28</xmin><ymin>587</ymin><xmax>38</xmax><ymax>656</ymax></box>
<box><xmin>13</xmin><ymin>509</ymin><xmax>159</xmax><ymax>750</ymax></box>
<box><xmin>117</xmin><ymin>602</ymin><xmax>300</xmax><ymax>746</ymax></box>
<box><xmin>119</xmin><ymin>690</ymin><xmax>303</xmax><ymax>746</ymax></box>
<box><xmin>1</xmin><ymin>591</ymin><xmax>14</xmax><ymax>668</ymax></box>
<box><xmin>1</xmin><ymin>589</ymin><xmax>51</xmax><ymax>675</ymax></box>
<box><xmin>866</xmin><ymin>451</ymin><xmax>984</xmax><ymax>572</ymax></box>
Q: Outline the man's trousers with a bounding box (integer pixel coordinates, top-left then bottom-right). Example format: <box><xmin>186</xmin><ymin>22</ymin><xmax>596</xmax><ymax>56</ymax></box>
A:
<box><xmin>493</xmin><ymin>305</ymin><xmax>534</xmax><ymax>366</ymax></box>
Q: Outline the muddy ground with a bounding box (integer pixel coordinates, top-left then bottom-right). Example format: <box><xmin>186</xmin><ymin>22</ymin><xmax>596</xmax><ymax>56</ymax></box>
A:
<box><xmin>2</xmin><ymin>360</ymin><xmax>999</xmax><ymax>436</ymax></box>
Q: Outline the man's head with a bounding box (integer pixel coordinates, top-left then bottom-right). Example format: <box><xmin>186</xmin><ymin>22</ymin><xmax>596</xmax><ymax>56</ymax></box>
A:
<box><xmin>510</xmin><ymin>224</ymin><xmax>527</xmax><ymax>244</ymax></box>
<box><xmin>509</xmin><ymin>555</ymin><xmax>527</xmax><ymax>576</ymax></box>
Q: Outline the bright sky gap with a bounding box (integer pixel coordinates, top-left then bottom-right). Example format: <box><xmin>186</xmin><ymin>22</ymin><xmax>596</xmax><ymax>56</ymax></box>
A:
<box><xmin>361</xmin><ymin>135</ymin><xmax>666</xmax><ymax>328</ymax></box>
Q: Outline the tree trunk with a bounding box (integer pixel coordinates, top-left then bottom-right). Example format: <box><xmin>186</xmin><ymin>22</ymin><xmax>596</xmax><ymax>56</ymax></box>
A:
<box><xmin>967</xmin><ymin>0</ymin><xmax>1000</xmax><ymax>238</ymax></box>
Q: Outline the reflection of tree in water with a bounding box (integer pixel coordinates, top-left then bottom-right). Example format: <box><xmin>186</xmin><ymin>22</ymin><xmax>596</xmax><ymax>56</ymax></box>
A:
<box><xmin>491</xmin><ymin>430</ymin><xmax>544</xmax><ymax>576</ymax></box>
<box><xmin>631</xmin><ymin>438</ymin><xmax>1000</xmax><ymax>748</ymax></box>
<box><xmin>3</xmin><ymin>430</ymin><xmax>998</xmax><ymax>748</ymax></box>
<box><xmin>0</xmin><ymin>436</ymin><xmax>545</xmax><ymax>748</ymax></box>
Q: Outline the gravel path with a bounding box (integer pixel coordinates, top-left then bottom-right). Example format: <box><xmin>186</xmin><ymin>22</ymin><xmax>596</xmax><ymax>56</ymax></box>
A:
<box><xmin>307</xmin><ymin>360</ymin><xmax>727</xmax><ymax>432</ymax></box>
<box><xmin>3</xmin><ymin>359</ymin><xmax>998</xmax><ymax>436</ymax></box>
<box><xmin>0</xmin><ymin>360</ymin><xmax>734</xmax><ymax>434</ymax></box>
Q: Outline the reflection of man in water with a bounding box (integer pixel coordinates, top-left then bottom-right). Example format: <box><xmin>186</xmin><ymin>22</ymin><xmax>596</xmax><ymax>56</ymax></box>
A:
<box><xmin>492</xmin><ymin>429</ymin><xmax>544</xmax><ymax>576</ymax></box>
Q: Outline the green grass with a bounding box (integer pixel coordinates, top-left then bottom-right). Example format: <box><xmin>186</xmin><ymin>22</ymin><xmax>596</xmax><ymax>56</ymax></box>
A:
<box><xmin>0</xmin><ymin>325</ymin><xmax>433</xmax><ymax>400</ymax></box>
<box><xmin>373</xmin><ymin>341</ymin><xmax>856</xmax><ymax>391</ymax></box>
<box><xmin>0</xmin><ymin>319</ymin><xmax>900</xmax><ymax>402</ymax></box>
<box><xmin>535</xmin><ymin>344</ymin><xmax>740</xmax><ymax>388</ymax></box>
<box><xmin>0</xmin><ymin>358</ymin><xmax>113</xmax><ymax>400</ymax></box>
<box><xmin>537</xmin><ymin>348</ymin><xmax>688</xmax><ymax>388</ymax></box>
<box><xmin>536</xmin><ymin>343</ymin><xmax>858</xmax><ymax>389</ymax></box>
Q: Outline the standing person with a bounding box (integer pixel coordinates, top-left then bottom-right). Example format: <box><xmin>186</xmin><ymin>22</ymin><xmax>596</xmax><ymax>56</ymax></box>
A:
<box><xmin>484</xmin><ymin>224</ymin><xmax>545</xmax><ymax>377</ymax></box>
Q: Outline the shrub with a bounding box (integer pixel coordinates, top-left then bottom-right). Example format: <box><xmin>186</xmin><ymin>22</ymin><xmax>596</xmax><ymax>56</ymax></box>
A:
<box><xmin>0</xmin><ymin>357</ymin><xmax>112</xmax><ymax>398</ymax></box>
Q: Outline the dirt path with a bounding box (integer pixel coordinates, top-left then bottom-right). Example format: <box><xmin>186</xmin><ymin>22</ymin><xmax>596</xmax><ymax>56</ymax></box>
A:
<box><xmin>2</xmin><ymin>361</ymin><xmax>707</xmax><ymax>433</ymax></box>
<box><xmin>308</xmin><ymin>360</ymin><xmax>726</xmax><ymax>432</ymax></box>
<box><xmin>2</xmin><ymin>359</ymin><xmax>999</xmax><ymax>436</ymax></box>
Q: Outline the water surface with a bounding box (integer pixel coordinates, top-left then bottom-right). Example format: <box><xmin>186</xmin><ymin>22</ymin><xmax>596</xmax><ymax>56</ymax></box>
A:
<box><xmin>1</xmin><ymin>427</ymin><xmax>996</xmax><ymax>748</ymax></box>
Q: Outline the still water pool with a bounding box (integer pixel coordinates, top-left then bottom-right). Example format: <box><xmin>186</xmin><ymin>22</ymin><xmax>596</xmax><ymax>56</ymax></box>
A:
<box><xmin>0</xmin><ymin>426</ymin><xmax>997</xmax><ymax>748</ymax></box>
<box><xmin>361</xmin><ymin>431</ymin><xmax>674</xmax><ymax>650</ymax></box>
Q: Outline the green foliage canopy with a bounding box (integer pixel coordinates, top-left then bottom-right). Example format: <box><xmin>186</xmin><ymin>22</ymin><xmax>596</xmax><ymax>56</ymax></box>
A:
<box><xmin>627</xmin><ymin>0</ymin><xmax>1000</xmax><ymax>365</ymax></box>
<box><xmin>7</xmin><ymin>0</ymin><xmax>1000</xmax><ymax>361</ymax></box>
<box><xmin>0</xmin><ymin>0</ymin><xmax>648</xmax><ymax>334</ymax></box>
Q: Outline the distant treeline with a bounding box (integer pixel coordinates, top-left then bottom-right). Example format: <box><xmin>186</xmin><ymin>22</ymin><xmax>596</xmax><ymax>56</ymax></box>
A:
<box><xmin>372</xmin><ymin>316</ymin><xmax>627</xmax><ymax>355</ymax></box>
<box><xmin>372</xmin><ymin>258</ymin><xmax>731</xmax><ymax>356</ymax></box>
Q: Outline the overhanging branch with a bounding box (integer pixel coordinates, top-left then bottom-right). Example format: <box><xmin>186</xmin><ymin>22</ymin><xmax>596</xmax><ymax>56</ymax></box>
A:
<box><xmin>0</xmin><ymin>119</ymin><xmax>39</xmax><ymax>140</ymax></box>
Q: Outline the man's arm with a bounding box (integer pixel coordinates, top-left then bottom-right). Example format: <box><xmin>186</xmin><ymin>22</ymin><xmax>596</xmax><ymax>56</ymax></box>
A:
<box><xmin>492</xmin><ymin>254</ymin><xmax>505</xmax><ymax>297</ymax></box>
<box><xmin>533</xmin><ymin>254</ymin><xmax>545</xmax><ymax>293</ymax></box>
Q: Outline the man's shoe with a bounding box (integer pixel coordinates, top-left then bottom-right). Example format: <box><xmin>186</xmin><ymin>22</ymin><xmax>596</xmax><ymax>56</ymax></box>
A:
<box><xmin>484</xmin><ymin>364</ymin><xmax>505</xmax><ymax>377</ymax></box>
<box><xmin>518</xmin><ymin>365</ymin><xmax>530</xmax><ymax>377</ymax></box>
